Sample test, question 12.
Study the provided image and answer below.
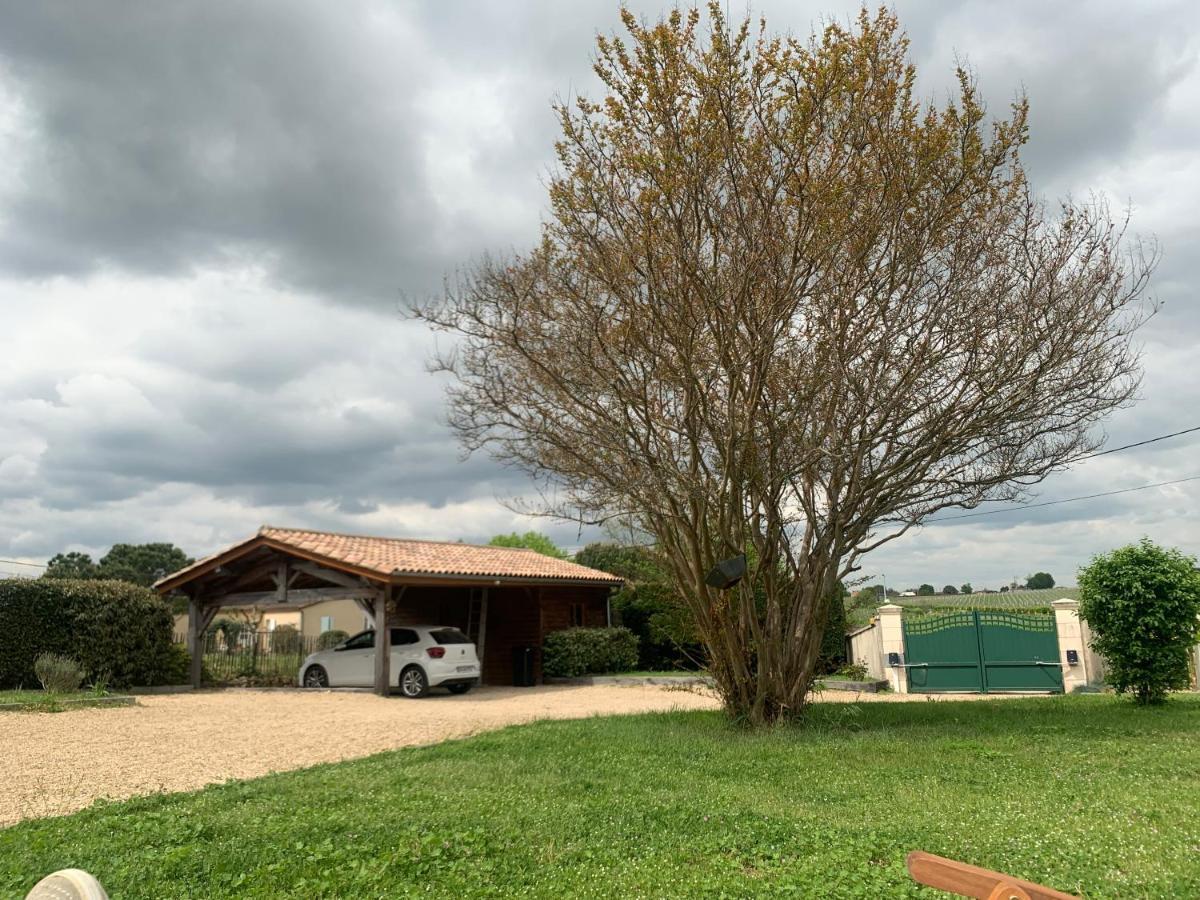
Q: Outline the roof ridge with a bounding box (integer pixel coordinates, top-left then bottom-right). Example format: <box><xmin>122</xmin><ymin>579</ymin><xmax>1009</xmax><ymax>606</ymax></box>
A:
<box><xmin>260</xmin><ymin>525</ymin><xmax>547</xmax><ymax>555</ymax></box>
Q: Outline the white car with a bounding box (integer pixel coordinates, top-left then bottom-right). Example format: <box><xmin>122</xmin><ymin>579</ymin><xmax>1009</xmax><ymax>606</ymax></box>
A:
<box><xmin>299</xmin><ymin>625</ymin><xmax>480</xmax><ymax>697</ymax></box>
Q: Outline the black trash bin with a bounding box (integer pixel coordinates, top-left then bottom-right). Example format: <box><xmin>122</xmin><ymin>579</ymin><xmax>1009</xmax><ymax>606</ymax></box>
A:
<box><xmin>512</xmin><ymin>645</ymin><xmax>537</xmax><ymax>687</ymax></box>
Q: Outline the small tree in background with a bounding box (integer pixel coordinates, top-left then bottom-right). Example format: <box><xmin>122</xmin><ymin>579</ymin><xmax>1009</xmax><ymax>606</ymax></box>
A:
<box><xmin>960</xmin><ymin>583</ymin><xmax>973</xmax><ymax>595</ymax></box>
<box><xmin>916</xmin><ymin>584</ymin><xmax>936</xmax><ymax>596</ymax></box>
<box><xmin>44</xmin><ymin>552</ymin><xmax>99</xmax><ymax>580</ymax></box>
<box><xmin>575</xmin><ymin>542</ymin><xmax>702</xmax><ymax>670</ymax></box>
<box><xmin>941</xmin><ymin>585</ymin><xmax>959</xmax><ymax>595</ymax></box>
<box><xmin>817</xmin><ymin>584</ymin><xmax>848</xmax><ymax>673</ymax></box>
<box><xmin>44</xmin><ymin>544</ymin><xmax>193</xmax><ymax>586</ymax></box>
<box><xmin>488</xmin><ymin>531</ymin><xmax>569</xmax><ymax>559</ymax></box>
<box><xmin>1078</xmin><ymin>539</ymin><xmax>1200</xmax><ymax>705</ymax></box>
<box><xmin>1025</xmin><ymin>571</ymin><xmax>1056</xmax><ymax>590</ymax></box>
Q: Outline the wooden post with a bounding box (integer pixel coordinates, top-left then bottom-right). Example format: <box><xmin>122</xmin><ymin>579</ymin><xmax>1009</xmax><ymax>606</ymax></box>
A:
<box><xmin>476</xmin><ymin>587</ymin><xmax>488</xmax><ymax>680</ymax></box>
<box><xmin>373</xmin><ymin>587</ymin><xmax>390</xmax><ymax>696</ymax></box>
<box><xmin>188</xmin><ymin>594</ymin><xmax>203</xmax><ymax>689</ymax></box>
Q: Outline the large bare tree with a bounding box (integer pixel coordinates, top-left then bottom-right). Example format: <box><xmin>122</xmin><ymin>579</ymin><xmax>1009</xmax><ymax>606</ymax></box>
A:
<box><xmin>415</xmin><ymin>6</ymin><xmax>1155</xmax><ymax>724</ymax></box>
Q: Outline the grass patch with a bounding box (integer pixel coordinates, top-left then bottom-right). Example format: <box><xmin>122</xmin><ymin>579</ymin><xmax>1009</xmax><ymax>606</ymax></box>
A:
<box><xmin>0</xmin><ymin>689</ymin><xmax>125</xmax><ymax>713</ymax></box>
<box><xmin>1</xmin><ymin>696</ymin><xmax>1198</xmax><ymax>896</ymax></box>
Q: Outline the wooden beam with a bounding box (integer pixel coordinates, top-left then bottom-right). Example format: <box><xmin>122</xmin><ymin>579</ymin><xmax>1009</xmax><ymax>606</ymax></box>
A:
<box><xmin>271</xmin><ymin>561</ymin><xmax>289</xmax><ymax>604</ymax></box>
<box><xmin>373</xmin><ymin>586</ymin><xmax>391</xmax><ymax>696</ymax></box>
<box><xmin>199</xmin><ymin>605</ymin><xmax>219</xmax><ymax>634</ymax></box>
<box><xmin>208</xmin><ymin>587</ymin><xmax>379</xmax><ymax>606</ymax></box>
<box><xmin>187</xmin><ymin>594</ymin><xmax>203</xmax><ymax>689</ymax></box>
<box><xmin>222</xmin><ymin>557</ymin><xmax>286</xmax><ymax>592</ymax></box>
<box><xmin>291</xmin><ymin>561</ymin><xmax>381</xmax><ymax>591</ymax></box>
<box><xmin>476</xmin><ymin>586</ymin><xmax>488</xmax><ymax>677</ymax></box>
<box><xmin>354</xmin><ymin>596</ymin><xmax>377</xmax><ymax>625</ymax></box>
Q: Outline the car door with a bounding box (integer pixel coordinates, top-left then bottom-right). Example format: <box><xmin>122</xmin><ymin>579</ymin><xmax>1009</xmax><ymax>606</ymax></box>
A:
<box><xmin>389</xmin><ymin>628</ymin><xmax>421</xmax><ymax>674</ymax></box>
<box><xmin>328</xmin><ymin>630</ymin><xmax>376</xmax><ymax>686</ymax></box>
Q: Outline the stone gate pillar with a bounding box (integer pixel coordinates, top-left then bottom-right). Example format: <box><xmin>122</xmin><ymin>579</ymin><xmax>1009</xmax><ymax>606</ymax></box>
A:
<box><xmin>876</xmin><ymin>604</ymin><xmax>908</xmax><ymax>694</ymax></box>
<box><xmin>1052</xmin><ymin>598</ymin><xmax>1089</xmax><ymax>692</ymax></box>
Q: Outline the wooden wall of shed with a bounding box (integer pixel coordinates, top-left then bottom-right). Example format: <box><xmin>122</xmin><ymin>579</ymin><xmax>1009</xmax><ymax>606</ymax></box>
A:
<box><xmin>540</xmin><ymin>585</ymin><xmax>610</xmax><ymax>632</ymax></box>
<box><xmin>480</xmin><ymin>588</ymin><xmax>542</xmax><ymax>685</ymax></box>
<box><xmin>387</xmin><ymin>585</ymin><xmax>472</xmax><ymax>628</ymax></box>
<box><xmin>384</xmin><ymin>583</ymin><xmax>612</xmax><ymax>685</ymax></box>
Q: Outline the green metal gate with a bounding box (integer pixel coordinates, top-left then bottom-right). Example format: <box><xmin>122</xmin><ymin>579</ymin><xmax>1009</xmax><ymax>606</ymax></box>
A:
<box><xmin>903</xmin><ymin>610</ymin><xmax>1063</xmax><ymax>693</ymax></box>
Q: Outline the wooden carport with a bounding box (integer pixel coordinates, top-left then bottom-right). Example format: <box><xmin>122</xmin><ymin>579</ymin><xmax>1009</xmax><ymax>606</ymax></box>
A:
<box><xmin>154</xmin><ymin>526</ymin><xmax>621</xmax><ymax>694</ymax></box>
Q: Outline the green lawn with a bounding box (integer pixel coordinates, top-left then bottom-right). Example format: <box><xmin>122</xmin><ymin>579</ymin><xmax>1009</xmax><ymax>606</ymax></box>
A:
<box><xmin>0</xmin><ymin>689</ymin><xmax>118</xmax><ymax>712</ymax></box>
<box><xmin>2</xmin><ymin>696</ymin><xmax>1198</xmax><ymax>897</ymax></box>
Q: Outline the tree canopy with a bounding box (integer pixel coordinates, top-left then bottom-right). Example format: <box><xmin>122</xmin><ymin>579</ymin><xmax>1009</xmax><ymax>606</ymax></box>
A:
<box><xmin>417</xmin><ymin>5</ymin><xmax>1153</xmax><ymax>724</ymax></box>
<box><xmin>1025</xmin><ymin>572</ymin><xmax>1056</xmax><ymax>590</ymax></box>
<box><xmin>44</xmin><ymin>543</ymin><xmax>193</xmax><ymax>586</ymax></box>
<box><xmin>44</xmin><ymin>552</ymin><xmax>99</xmax><ymax>580</ymax></box>
<box><xmin>487</xmin><ymin>531</ymin><xmax>569</xmax><ymax>559</ymax></box>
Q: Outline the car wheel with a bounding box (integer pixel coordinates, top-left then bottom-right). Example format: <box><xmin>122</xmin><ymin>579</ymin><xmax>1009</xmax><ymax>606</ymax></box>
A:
<box><xmin>303</xmin><ymin>665</ymin><xmax>329</xmax><ymax>688</ymax></box>
<box><xmin>447</xmin><ymin>683</ymin><xmax>472</xmax><ymax>695</ymax></box>
<box><xmin>399</xmin><ymin>665</ymin><xmax>429</xmax><ymax>698</ymax></box>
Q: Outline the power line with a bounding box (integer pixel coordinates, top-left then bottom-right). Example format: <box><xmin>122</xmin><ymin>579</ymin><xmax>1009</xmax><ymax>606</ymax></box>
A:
<box><xmin>1077</xmin><ymin>424</ymin><xmax>1200</xmax><ymax>461</ymax></box>
<box><xmin>928</xmin><ymin>473</ymin><xmax>1200</xmax><ymax>523</ymax></box>
<box><xmin>0</xmin><ymin>558</ymin><xmax>45</xmax><ymax>568</ymax></box>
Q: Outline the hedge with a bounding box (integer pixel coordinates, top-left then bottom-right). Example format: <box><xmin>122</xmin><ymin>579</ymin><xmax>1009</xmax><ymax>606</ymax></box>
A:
<box><xmin>542</xmin><ymin>627</ymin><xmax>639</xmax><ymax>677</ymax></box>
<box><xmin>0</xmin><ymin>578</ymin><xmax>180</xmax><ymax>689</ymax></box>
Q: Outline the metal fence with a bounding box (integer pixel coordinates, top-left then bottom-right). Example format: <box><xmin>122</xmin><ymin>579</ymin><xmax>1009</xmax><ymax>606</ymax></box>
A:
<box><xmin>174</xmin><ymin>629</ymin><xmax>321</xmax><ymax>685</ymax></box>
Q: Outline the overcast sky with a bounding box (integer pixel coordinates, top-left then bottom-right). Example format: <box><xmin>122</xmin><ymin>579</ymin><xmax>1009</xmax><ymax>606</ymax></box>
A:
<box><xmin>0</xmin><ymin>1</ymin><xmax>1197</xmax><ymax>589</ymax></box>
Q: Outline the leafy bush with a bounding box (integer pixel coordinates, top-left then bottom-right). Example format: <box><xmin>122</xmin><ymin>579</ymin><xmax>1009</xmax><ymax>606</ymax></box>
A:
<box><xmin>317</xmin><ymin>629</ymin><xmax>349</xmax><ymax>651</ymax></box>
<box><xmin>816</xmin><ymin>586</ymin><xmax>848</xmax><ymax>674</ymax></box>
<box><xmin>0</xmin><ymin>578</ymin><xmax>178</xmax><ymax>689</ymax></box>
<box><xmin>34</xmin><ymin>653</ymin><xmax>85</xmax><ymax>693</ymax></box>
<box><xmin>577</xmin><ymin>542</ymin><xmax>704</xmax><ymax>670</ymax></box>
<box><xmin>213</xmin><ymin>618</ymin><xmax>249</xmax><ymax>647</ymax></box>
<box><xmin>162</xmin><ymin>643</ymin><xmax>193</xmax><ymax>684</ymax></box>
<box><xmin>834</xmin><ymin>661</ymin><xmax>869</xmax><ymax>681</ymax></box>
<box><xmin>1078</xmin><ymin>539</ymin><xmax>1200</xmax><ymax>705</ymax></box>
<box><xmin>270</xmin><ymin>625</ymin><xmax>302</xmax><ymax>655</ymax></box>
<box><xmin>543</xmin><ymin>627</ymin><xmax>639</xmax><ymax>677</ymax></box>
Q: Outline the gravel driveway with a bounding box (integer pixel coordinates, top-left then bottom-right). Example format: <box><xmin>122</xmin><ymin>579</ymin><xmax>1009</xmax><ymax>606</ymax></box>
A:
<box><xmin>0</xmin><ymin>685</ymin><xmax>719</xmax><ymax>826</ymax></box>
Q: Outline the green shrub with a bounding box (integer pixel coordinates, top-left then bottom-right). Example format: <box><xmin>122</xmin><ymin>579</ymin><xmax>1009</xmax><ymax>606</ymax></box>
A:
<box><xmin>576</xmin><ymin>543</ymin><xmax>704</xmax><ymax>671</ymax></box>
<box><xmin>212</xmin><ymin>618</ymin><xmax>249</xmax><ymax>646</ymax></box>
<box><xmin>1078</xmin><ymin>539</ymin><xmax>1200</xmax><ymax>705</ymax></box>
<box><xmin>543</xmin><ymin>627</ymin><xmax>639</xmax><ymax>677</ymax></box>
<box><xmin>816</xmin><ymin>586</ymin><xmax>848</xmax><ymax>675</ymax></box>
<box><xmin>162</xmin><ymin>643</ymin><xmax>193</xmax><ymax>684</ymax></box>
<box><xmin>0</xmin><ymin>578</ymin><xmax>178</xmax><ymax>689</ymax></box>
<box><xmin>611</xmin><ymin>581</ymin><xmax>704</xmax><ymax>670</ymax></box>
<box><xmin>834</xmin><ymin>661</ymin><xmax>869</xmax><ymax>681</ymax></box>
<box><xmin>270</xmin><ymin>625</ymin><xmax>303</xmax><ymax>655</ymax></box>
<box><xmin>33</xmin><ymin>653</ymin><xmax>85</xmax><ymax>693</ymax></box>
<box><xmin>317</xmin><ymin>629</ymin><xmax>349</xmax><ymax>651</ymax></box>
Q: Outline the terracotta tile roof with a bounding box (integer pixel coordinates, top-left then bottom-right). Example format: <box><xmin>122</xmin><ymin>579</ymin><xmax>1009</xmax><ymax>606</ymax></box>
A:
<box><xmin>155</xmin><ymin>526</ymin><xmax>622</xmax><ymax>590</ymax></box>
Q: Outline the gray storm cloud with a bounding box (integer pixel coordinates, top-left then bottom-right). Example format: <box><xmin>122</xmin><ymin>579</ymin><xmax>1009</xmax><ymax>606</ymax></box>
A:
<box><xmin>0</xmin><ymin>0</ymin><xmax>1197</xmax><ymax>584</ymax></box>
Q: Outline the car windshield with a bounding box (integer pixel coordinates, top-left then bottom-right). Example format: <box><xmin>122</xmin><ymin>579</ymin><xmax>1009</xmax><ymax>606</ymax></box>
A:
<box><xmin>341</xmin><ymin>631</ymin><xmax>375</xmax><ymax>650</ymax></box>
<box><xmin>429</xmin><ymin>627</ymin><xmax>471</xmax><ymax>645</ymax></box>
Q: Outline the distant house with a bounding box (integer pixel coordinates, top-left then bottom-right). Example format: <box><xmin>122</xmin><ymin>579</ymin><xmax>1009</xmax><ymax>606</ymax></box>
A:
<box><xmin>174</xmin><ymin>596</ymin><xmax>366</xmax><ymax>644</ymax></box>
